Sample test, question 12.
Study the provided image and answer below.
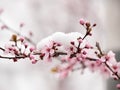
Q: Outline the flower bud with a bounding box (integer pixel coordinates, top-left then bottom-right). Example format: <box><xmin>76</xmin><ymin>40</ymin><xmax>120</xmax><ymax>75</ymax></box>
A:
<box><xmin>32</xmin><ymin>60</ymin><xmax>37</xmax><ymax>64</ymax></box>
<box><xmin>30</xmin><ymin>47</ymin><xmax>35</xmax><ymax>52</ymax></box>
<box><xmin>116</xmin><ymin>84</ymin><xmax>120</xmax><ymax>89</ymax></box>
<box><xmin>93</xmin><ymin>23</ymin><xmax>96</xmax><ymax>27</ymax></box>
<box><xmin>85</xmin><ymin>21</ymin><xmax>91</xmax><ymax>27</ymax></box>
<box><xmin>20</xmin><ymin>23</ymin><xmax>24</xmax><ymax>28</ymax></box>
<box><xmin>79</xmin><ymin>19</ymin><xmax>85</xmax><ymax>25</ymax></box>
<box><xmin>70</xmin><ymin>41</ymin><xmax>75</xmax><ymax>45</ymax></box>
<box><xmin>11</xmin><ymin>34</ymin><xmax>17</xmax><ymax>42</ymax></box>
<box><xmin>19</xmin><ymin>37</ymin><xmax>24</xmax><ymax>42</ymax></box>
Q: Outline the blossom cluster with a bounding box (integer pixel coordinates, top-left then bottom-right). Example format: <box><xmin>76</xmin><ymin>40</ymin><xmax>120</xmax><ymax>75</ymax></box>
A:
<box><xmin>0</xmin><ymin>11</ymin><xmax>120</xmax><ymax>89</ymax></box>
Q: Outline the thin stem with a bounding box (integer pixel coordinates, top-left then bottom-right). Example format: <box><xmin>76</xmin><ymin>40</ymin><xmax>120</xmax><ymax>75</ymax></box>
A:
<box><xmin>53</xmin><ymin>52</ymin><xmax>67</xmax><ymax>57</ymax></box>
<box><xmin>0</xmin><ymin>47</ymin><xmax>5</xmax><ymax>51</ymax></box>
<box><xmin>96</xmin><ymin>42</ymin><xmax>104</xmax><ymax>56</ymax></box>
<box><xmin>86</xmin><ymin>57</ymin><xmax>97</xmax><ymax>61</ymax></box>
<box><xmin>104</xmin><ymin>62</ymin><xmax>120</xmax><ymax>79</ymax></box>
<box><xmin>77</xmin><ymin>33</ymin><xmax>88</xmax><ymax>53</ymax></box>
<box><xmin>82</xmin><ymin>33</ymin><xmax>88</xmax><ymax>40</ymax></box>
<box><xmin>0</xmin><ymin>55</ymin><xmax>28</xmax><ymax>59</ymax></box>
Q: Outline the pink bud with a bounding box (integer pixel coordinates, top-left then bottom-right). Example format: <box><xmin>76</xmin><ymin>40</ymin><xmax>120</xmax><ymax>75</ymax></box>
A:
<box><xmin>116</xmin><ymin>84</ymin><xmax>120</xmax><ymax>89</ymax></box>
<box><xmin>70</xmin><ymin>46</ymin><xmax>74</xmax><ymax>51</ymax></box>
<box><xmin>93</xmin><ymin>23</ymin><xmax>96</xmax><ymax>27</ymax></box>
<box><xmin>112</xmin><ymin>65</ymin><xmax>118</xmax><ymax>71</ymax></box>
<box><xmin>85</xmin><ymin>21</ymin><xmax>91</xmax><ymax>27</ymax></box>
<box><xmin>57</xmin><ymin>43</ymin><xmax>62</xmax><ymax>46</ymax></box>
<box><xmin>78</xmin><ymin>38</ymin><xmax>83</xmax><ymax>43</ymax></box>
<box><xmin>20</xmin><ymin>37</ymin><xmax>24</xmax><ymax>42</ymax></box>
<box><xmin>70</xmin><ymin>41</ymin><xmax>75</xmax><ymax>45</ymax></box>
<box><xmin>112</xmin><ymin>75</ymin><xmax>118</xmax><ymax>80</ymax></box>
<box><xmin>13</xmin><ymin>58</ymin><xmax>17</xmax><ymax>62</ymax></box>
<box><xmin>1</xmin><ymin>25</ymin><xmax>8</xmax><ymax>30</ymax></box>
<box><xmin>24</xmin><ymin>43</ymin><xmax>28</xmax><ymax>48</ymax></box>
<box><xmin>82</xmin><ymin>51</ymin><xmax>87</xmax><ymax>55</ymax></box>
<box><xmin>79</xmin><ymin>19</ymin><xmax>85</xmax><ymax>25</ymax></box>
<box><xmin>32</xmin><ymin>60</ymin><xmax>37</xmax><ymax>64</ymax></box>
<box><xmin>105</xmin><ymin>55</ymin><xmax>110</xmax><ymax>61</ymax></box>
<box><xmin>88</xmin><ymin>32</ymin><xmax>92</xmax><ymax>36</ymax></box>
<box><xmin>85</xmin><ymin>44</ymin><xmax>91</xmax><ymax>49</ymax></box>
<box><xmin>81</xmin><ymin>54</ymin><xmax>86</xmax><ymax>60</ymax></box>
<box><xmin>29</xmin><ymin>31</ymin><xmax>33</xmax><ymax>36</ymax></box>
<box><xmin>30</xmin><ymin>47</ymin><xmax>35</xmax><ymax>52</ymax></box>
<box><xmin>20</xmin><ymin>23</ymin><xmax>25</xmax><ymax>28</ymax></box>
<box><xmin>0</xmin><ymin>8</ymin><xmax>4</xmax><ymax>15</ymax></box>
<box><xmin>29</xmin><ymin>55</ymin><xmax>35</xmax><ymax>60</ymax></box>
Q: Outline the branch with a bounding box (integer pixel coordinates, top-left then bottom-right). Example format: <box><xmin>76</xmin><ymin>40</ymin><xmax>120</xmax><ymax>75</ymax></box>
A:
<box><xmin>104</xmin><ymin>62</ymin><xmax>120</xmax><ymax>79</ymax></box>
<box><xmin>0</xmin><ymin>47</ymin><xmax>5</xmax><ymax>51</ymax></box>
<box><xmin>0</xmin><ymin>55</ymin><xmax>27</xmax><ymax>59</ymax></box>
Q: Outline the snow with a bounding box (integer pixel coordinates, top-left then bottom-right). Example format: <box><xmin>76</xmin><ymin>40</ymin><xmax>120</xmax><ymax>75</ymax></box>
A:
<box><xmin>37</xmin><ymin>32</ymin><xmax>83</xmax><ymax>50</ymax></box>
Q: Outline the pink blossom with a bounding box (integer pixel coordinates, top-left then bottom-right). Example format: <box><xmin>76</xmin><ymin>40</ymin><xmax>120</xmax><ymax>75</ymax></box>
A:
<box><xmin>78</xmin><ymin>38</ymin><xmax>83</xmax><ymax>43</ymax></box>
<box><xmin>44</xmin><ymin>53</ymin><xmax>52</xmax><ymax>62</ymax></box>
<box><xmin>89</xmin><ymin>62</ymin><xmax>96</xmax><ymax>72</ymax></box>
<box><xmin>79</xmin><ymin>19</ymin><xmax>85</xmax><ymax>25</ymax></box>
<box><xmin>41</xmin><ymin>42</ymin><xmax>56</xmax><ymax>62</ymax></box>
<box><xmin>105</xmin><ymin>51</ymin><xmax>117</xmax><ymax>66</ymax></box>
<box><xmin>42</xmin><ymin>41</ymin><xmax>54</xmax><ymax>54</ymax></box>
<box><xmin>95</xmin><ymin>60</ymin><xmax>102</xmax><ymax>66</ymax></box>
<box><xmin>68</xmin><ymin>57</ymin><xmax>77</xmax><ymax>64</ymax></box>
<box><xmin>76</xmin><ymin>53</ymin><xmax>86</xmax><ymax>61</ymax></box>
<box><xmin>29</xmin><ymin>55</ymin><xmax>35</xmax><ymax>60</ymax></box>
<box><xmin>4</xmin><ymin>44</ymin><xmax>18</xmax><ymax>55</ymax></box>
<box><xmin>112</xmin><ymin>62</ymin><xmax>120</xmax><ymax>74</ymax></box>
<box><xmin>100</xmin><ymin>65</ymin><xmax>111</xmax><ymax>78</ymax></box>
<box><xmin>117</xmin><ymin>62</ymin><xmax>120</xmax><ymax>74</ymax></box>
<box><xmin>112</xmin><ymin>65</ymin><xmax>118</xmax><ymax>72</ymax></box>
<box><xmin>99</xmin><ymin>57</ymin><xmax>106</xmax><ymax>63</ymax></box>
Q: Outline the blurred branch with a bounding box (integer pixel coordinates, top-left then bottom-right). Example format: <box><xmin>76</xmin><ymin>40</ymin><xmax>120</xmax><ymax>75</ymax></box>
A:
<box><xmin>0</xmin><ymin>18</ymin><xmax>36</xmax><ymax>46</ymax></box>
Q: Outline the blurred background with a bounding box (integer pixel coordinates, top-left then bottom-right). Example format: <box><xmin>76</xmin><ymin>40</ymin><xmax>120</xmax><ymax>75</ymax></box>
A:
<box><xmin>0</xmin><ymin>0</ymin><xmax>120</xmax><ymax>90</ymax></box>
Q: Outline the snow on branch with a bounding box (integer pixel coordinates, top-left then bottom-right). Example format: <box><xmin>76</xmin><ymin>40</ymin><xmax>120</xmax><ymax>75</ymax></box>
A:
<box><xmin>0</xmin><ymin>11</ymin><xmax>120</xmax><ymax>89</ymax></box>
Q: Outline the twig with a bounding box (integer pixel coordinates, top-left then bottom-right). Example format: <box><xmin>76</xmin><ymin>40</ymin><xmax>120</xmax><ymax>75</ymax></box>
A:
<box><xmin>0</xmin><ymin>55</ymin><xmax>27</xmax><ymax>59</ymax></box>
<box><xmin>0</xmin><ymin>18</ymin><xmax>36</xmax><ymax>46</ymax></box>
<box><xmin>0</xmin><ymin>47</ymin><xmax>5</xmax><ymax>51</ymax></box>
<box><xmin>104</xmin><ymin>62</ymin><xmax>120</xmax><ymax>79</ymax></box>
